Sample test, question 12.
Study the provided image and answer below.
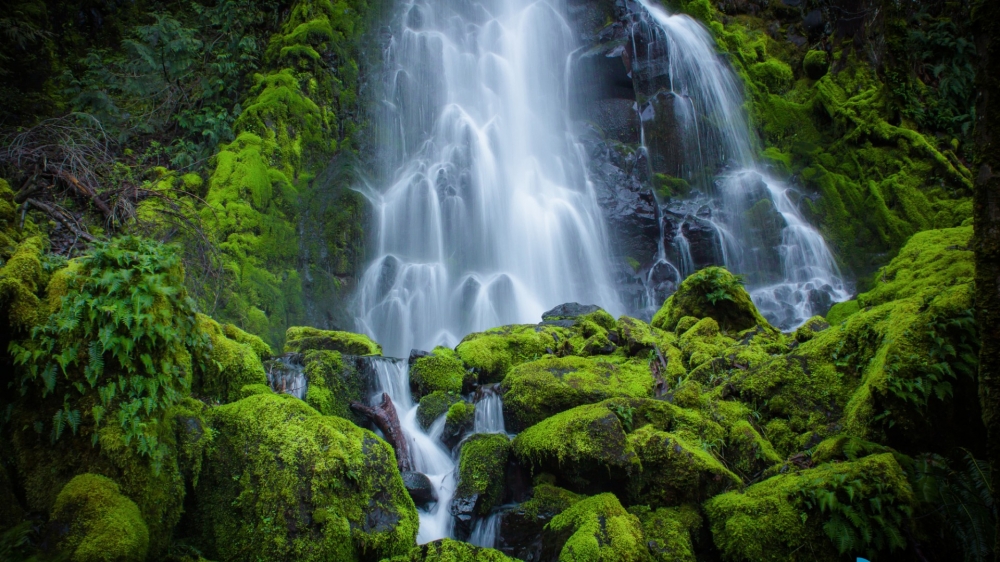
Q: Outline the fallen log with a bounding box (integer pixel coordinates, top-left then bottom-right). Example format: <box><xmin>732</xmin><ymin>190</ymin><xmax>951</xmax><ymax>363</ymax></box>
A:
<box><xmin>351</xmin><ymin>393</ymin><xmax>412</xmax><ymax>472</ymax></box>
<box><xmin>24</xmin><ymin>198</ymin><xmax>96</xmax><ymax>242</ymax></box>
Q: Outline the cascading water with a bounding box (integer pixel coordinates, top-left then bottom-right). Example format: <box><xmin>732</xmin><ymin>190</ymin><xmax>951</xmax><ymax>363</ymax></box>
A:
<box><xmin>357</xmin><ymin>0</ymin><xmax>623</xmax><ymax>358</ymax></box>
<box><xmin>633</xmin><ymin>0</ymin><xmax>850</xmax><ymax>329</ymax></box>
<box><xmin>473</xmin><ymin>385</ymin><xmax>506</xmax><ymax>435</ymax></box>
<box><xmin>468</xmin><ymin>512</ymin><xmax>502</xmax><ymax>549</ymax></box>
<box><xmin>369</xmin><ymin>357</ymin><xmax>457</xmax><ymax>542</ymax></box>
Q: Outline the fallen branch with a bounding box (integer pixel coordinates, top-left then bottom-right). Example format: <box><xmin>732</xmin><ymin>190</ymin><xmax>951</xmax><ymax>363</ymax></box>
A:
<box><xmin>24</xmin><ymin>198</ymin><xmax>95</xmax><ymax>242</ymax></box>
<box><xmin>351</xmin><ymin>393</ymin><xmax>412</xmax><ymax>471</ymax></box>
<box><xmin>52</xmin><ymin>169</ymin><xmax>112</xmax><ymax>218</ymax></box>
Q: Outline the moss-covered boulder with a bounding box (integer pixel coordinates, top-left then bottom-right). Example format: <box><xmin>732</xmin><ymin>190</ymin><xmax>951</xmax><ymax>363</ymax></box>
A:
<box><xmin>652</xmin><ymin>267</ymin><xmax>771</xmax><ymax>333</ymax></box>
<box><xmin>803</xmin><ymin>49</ymin><xmax>830</xmax><ymax>80</ymax></box>
<box><xmin>417</xmin><ymin>391</ymin><xmax>461</xmax><ymax>429</ymax></box>
<box><xmin>629</xmin><ymin>504</ymin><xmax>701</xmax><ymax>562</ymax></box>
<box><xmin>0</xmin><ymin>235</ymin><xmax>45</xmax><ymax>332</ymax></box>
<box><xmin>496</xmin><ymin>482</ymin><xmax>582</xmax><ymax>561</ymax></box>
<box><xmin>456</xmin><ymin>324</ymin><xmax>563</xmax><ymax>383</ymax></box>
<box><xmin>387</xmin><ymin>538</ymin><xmax>515</xmax><ymax>561</ymax></box>
<box><xmin>284</xmin><ymin>326</ymin><xmax>382</xmax><ymax>355</ymax></box>
<box><xmin>705</xmin><ymin>453</ymin><xmax>914</xmax><ymax>562</ymax></box>
<box><xmin>298</xmin><ymin>349</ymin><xmax>371</xmax><ymax>425</ymax></box>
<box><xmin>442</xmin><ymin>401</ymin><xmax>475</xmax><ymax>448</ymax></box>
<box><xmin>501</xmin><ymin>355</ymin><xmax>654</xmax><ymax>430</ymax></box>
<box><xmin>512</xmin><ymin>402</ymin><xmax>638</xmax><ymax>493</ymax></box>
<box><xmin>452</xmin><ymin>434</ymin><xmax>511</xmax><ymax>537</ymax></box>
<box><xmin>195</xmin><ymin>314</ymin><xmax>268</xmax><ymax>403</ymax></box>
<box><xmin>191</xmin><ymin>392</ymin><xmax>417</xmax><ymax>561</ymax></box>
<box><xmin>47</xmin><ymin>473</ymin><xmax>149</xmax><ymax>562</ymax></box>
<box><xmin>626</xmin><ymin>425</ymin><xmax>740</xmax><ymax>507</ymax></box>
<box><xmin>541</xmin><ymin>493</ymin><xmax>649</xmax><ymax>561</ymax></box>
<box><xmin>410</xmin><ymin>347</ymin><xmax>468</xmax><ymax>398</ymax></box>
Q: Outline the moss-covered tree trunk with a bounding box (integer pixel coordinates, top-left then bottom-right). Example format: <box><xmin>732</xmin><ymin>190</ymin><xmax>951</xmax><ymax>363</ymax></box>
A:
<box><xmin>973</xmin><ymin>2</ymin><xmax>1000</xmax><ymax>558</ymax></box>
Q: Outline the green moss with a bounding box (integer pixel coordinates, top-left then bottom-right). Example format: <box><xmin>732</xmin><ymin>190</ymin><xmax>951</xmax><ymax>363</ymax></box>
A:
<box><xmin>749</xmin><ymin>59</ymin><xmax>793</xmax><ymax>94</ymax></box>
<box><xmin>49</xmin><ymin>474</ymin><xmax>149</xmax><ymax>562</ymax></box>
<box><xmin>386</xmin><ymin>538</ymin><xmax>516</xmax><ymax>561</ymax></box>
<box><xmin>0</xmin><ymin>236</ymin><xmax>46</xmax><ymax>332</ymax></box>
<box><xmin>195</xmin><ymin>313</ymin><xmax>268</xmax><ymax>403</ymax></box>
<box><xmin>501</xmin><ymin>355</ymin><xmax>654</xmax><ymax>429</ymax></box>
<box><xmin>285</xmin><ymin>326</ymin><xmax>382</xmax><ymax>355</ymax></box>
<box><xmin>191</xmin><ymin>392</ymin><xmax>417</xmax><ymax>561</ymax></box>
<box><xmin>652</xmin><ymin>173</ymin><xmax>691</xmax><ymax>200</ymax></box>
<box><xmin>857</xmin><ymin>226</ymin><xmax>973</xmax><ymax>307</ymax></box>
<box><xmin>443</xmin><ymin>401</ymin><xmax>475</xmax><ymax>445</ymax></box>
<box><xmin>512</xmin><ymin>402</ymin><xmax>638</xmax><ymax>492</ymax></box>
<box><xmin>792</xmin><ymin>316</ymin><xmax>830</xmax><ymax>343</ymax></box>
<box><xmin>705</xmin><ymin>453</ymin><xmax>914</xmax><ymax>562</ymax></box>
<box><xmin>652</xmin><ymin>267</ymin><xmax>771</xmax><ymax>333</ymax></box>
<box><xmin>825</xmin><ymin>300</ymin><xmax>859</xmax><ymax>325</ymax></box>
<box><xmin>238</xmin><ymin>383</ymin><xmax>274</xmax><ymax>398</ymax></box>
<box><xmin>222</xmin><ymin>323</ymin><xmax>272</xmax><ymax>359</ymax></box>
<box><xmin>628</xmin><ymin>504</ymin><xmax>701</xmax><ymax>562</ymax></box>
<box><xmin>456</xmin><ymin>434</ymin><xmax>511</xmax><ymax>515</ymax></box>
<box><xmin>725</xmin><ymin>420</ymin><xmax>783</xmax><ymax>478</ymax></box>
<box><xmin>417</xmin><ymin>391</ymin><xmax>461</xmax><ymax>429</ymax></box>
<box><xmin>411</xmin><ymin>347</ymin><xmax>468</xmax><ymax>397</ymax></box>
<box><xmin>544</xmin><ymin>493</ymin><xmax>649</xmax><ymax>561</ymax></box>
<box><xmin>298</xmin><ymin>349</ymin><xmax>368</xmax><ymax>424</ymax></box>
<box><xmin>626</xmin><ymin>425</ymin><xmax>740</xmax><ymax>507</ymax></box>
<box><xmin>456</xmin><ymin>324</ymin><xmax>563</xmax><ymax>383</ymax></box>
<box><xmin>802</xmin><ymin>50</ymin><xmax>829</xmax><ymax>80</ymax></box>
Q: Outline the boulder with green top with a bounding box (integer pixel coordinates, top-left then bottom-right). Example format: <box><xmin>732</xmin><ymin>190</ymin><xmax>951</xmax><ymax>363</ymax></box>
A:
<box><xmin>541</xmin><ymin>493</ymin><xmax>649</xmax><ymax>561</ymax></box>
<box><xmin>190</xmin><ymin>392</ymin><xmax>417</xmax><ymax>561</ymax></box>
<box><xmin>46</xmin><ymin>473</ymin><xmax>149</xmax><ymax>562</ymax></box>
<box><xmin>501</xmin><ymin>355</ymin><xmax>654</xmax><ymax>430</ymax></box>
<box><xmin>410</xmin><ymin>347</ymin><xmax>468</xmax><ymax>398</ymax></box>
<box><xmin>417</xmin><ymin>390</ymin><xmax>461</xmax><ymax>429</ymax></box>
<box><xmin>629</xmin><ymin>504</ymin><xmax>702</xmax><ymax>562</ymax></box>
<box><xmin>387</xmin><ymin>538</ymin><xmax>516</xmax><ymax>561</ymax></box>
<box><xmin>284</xmin><ymin>326</ymin><xmax>382</xmax><ymax>355</ymax></box>
<box><xmin>652</xmin><ymin>267</ymin><xmax>771</xmax><ymax>333</ymax></box>
<box><xmin>452</xmin><ymin>433</ymin><xmax>511</xmax><ymax>538</ymax></box>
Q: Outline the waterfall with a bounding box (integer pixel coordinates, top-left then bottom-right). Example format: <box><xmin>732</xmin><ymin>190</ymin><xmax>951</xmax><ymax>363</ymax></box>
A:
<box><xmin>469</xmin><ymin>512</ymin><xmax>501</xmax><ymax>549</ymax></box>
<box><xmin>369</xmin><ymin>357</ymin><xmax>457</xmax><ymax>543</ymax></box>
<box><xmin>265</xmin><ymin>355</ymin><xmax>307</xmax><ymax>400</ymax></box>
<box><xmin>356</xmin><ymin>0</ymin><xmax>623</xmax><ymax>357</ymax></box>
<box><xmin>473</xmin><ymin>385</ymin><xmax>506</xmax><ymax>435</ymax></box>
<box><xmin>634</xmin><ymin>0</ymin><xmax>850</xmax><ymax>329</ymax></box>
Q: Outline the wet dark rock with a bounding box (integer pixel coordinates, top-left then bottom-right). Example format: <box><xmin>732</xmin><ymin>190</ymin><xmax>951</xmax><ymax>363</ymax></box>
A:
<box><xmin>542</xmin><ymin>303</ymin><xmax>602</xmax><ymax>321</ymax></box>
<box><xmin>401</xmin><ymin>471</ymin><xmax>437</xmax><ymax>508</ymax></box>
<box><xmin>788</xmin><ymin>34</ymin><xmax>808</xmax><ymax>48</ymax></box>
<box><xmin>450</xmin><ymin>494</ymin><xmax>478</xmax><ymax>541</ymax></box>
<box><xmin>803</xmin><ymin>10</ymin><xmax>824</xmax><ymax>34</ymax></box>
<box><xmin>682</xmin><ymin>217</ymin><xmax>723</xmax><ymax>270</ymax></box>
<box><xmin>647</xmin><ymin>261</ymin><xmax>680</xmax><ymax>305</ymax></box>
<box><xmin>408</xmin><ymin>348</ymin><xmax>431</xmax><ymax>366</ymax></box>
<box><xmin>639</xmin><ymin>91</ymin><xmax>688</xmax><ymax>178</ymax></box>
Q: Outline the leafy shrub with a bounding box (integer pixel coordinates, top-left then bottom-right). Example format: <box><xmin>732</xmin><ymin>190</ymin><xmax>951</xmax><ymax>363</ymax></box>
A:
<box><xmin>10</xmin><ymin>236</ymin><xmax>209</xmax><ymax>468</ymax></box>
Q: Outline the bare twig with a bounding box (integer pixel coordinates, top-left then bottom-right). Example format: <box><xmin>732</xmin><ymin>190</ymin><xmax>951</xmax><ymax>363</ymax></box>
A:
<box><xmin>24</xmin><ymin>198</ymin><xmax>95</xmax><ymax>242</ymax></box>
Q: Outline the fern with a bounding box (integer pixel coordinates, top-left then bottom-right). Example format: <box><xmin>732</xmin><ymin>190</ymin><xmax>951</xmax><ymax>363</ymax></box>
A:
<box><xmin>9</xmin><ymin>236</ymin><xmax>210</xmax><ymax>468</ymax></box>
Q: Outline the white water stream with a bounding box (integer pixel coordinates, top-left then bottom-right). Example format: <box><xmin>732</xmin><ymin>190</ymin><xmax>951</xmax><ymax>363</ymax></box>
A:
<box><xmin>634</xmin><ymin>1</ymin><xmax>850</xmax><ymax>328</ymax></box>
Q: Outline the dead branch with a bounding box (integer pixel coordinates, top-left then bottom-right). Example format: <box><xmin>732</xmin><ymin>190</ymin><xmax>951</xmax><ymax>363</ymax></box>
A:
<box><xmin>24</xmin><ymin>198</ymin><xmax>95</xmax><ymax>242</ymax></box>
<box><xmin>351</xmin><ymin>393</ymin><xmax>412</xmax><ymax>472</ymax></box>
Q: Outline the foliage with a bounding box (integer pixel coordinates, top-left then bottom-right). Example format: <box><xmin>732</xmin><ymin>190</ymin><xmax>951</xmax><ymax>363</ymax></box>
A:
<box><xmin>9</xmin><ymin>236</ymin><xmax>208</xmax><ymax>468</ymax></box>
<box><xmin>910</xmin><ymin>452</ymin><xmax>996</xmax><ymax>562</ymax></box>
<box><xmin>63</xmin><ymin>0</ymin><xmax>286</xmax><ymax>167</ymax></box>
<box><xmin>795</xmin><ymin>471</ymin><xmax>911</xmax><ymax>556</ymax></box>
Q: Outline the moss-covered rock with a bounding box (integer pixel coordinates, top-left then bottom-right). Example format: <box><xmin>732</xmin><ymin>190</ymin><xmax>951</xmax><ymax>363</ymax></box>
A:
<box><xmin>386</xmin><ymin>538</ymin><xmax>515</xmax><ymax>561</ymax></box>
<box><xmin>825</xmin><ymin>299</ymin><xmax>859</xmax><ymax>325</ymax></box>
<box><xmin>298</xmin><ymin>349</ymin><xmax>370</xmax><ymax>425</ymax></box>
<box><xmin>802</xmin><ymin>49</ymin><xmax>829</xmax><ymax>80</ymax></box>
<box><xmin>285</xmin><ymin>326</ymin><xmax>382</xmax><ymax>355</ymax></box>
<box><xmin>0</xmin><ymin>236</ymin><xmax>45</xmax><ymax>332</ymax></box>
<box><xmin>443</xmin><ymin>401</ymin><xmax>475</xmax><ymax>448</ymax></box>
<box><xmin>512</xmin><ymin>402</ymin><xmax>638</xmax><ymax>493</ymax></box>
<box><xmin>48</xmin><ymin>473</ymin><xmax>149</xmax><ymax>562</ymax></box>
<box><xmin>626</xmin><ymin>425</ymin><xmax>740</xmax><ymax>507</ymax></box>
<box><xmin>454</xmin><ymin>434</ymin><xmax>511</xmax><ymax>517</ymax></box>
<box><xmin>542</xmin><ymin>493</ymin><xmax>649</xmax><ymax>561</ymax></box>
<box><xmin>411</xmin><ymin>347</ymin><xmax>468</xmax><ymax>398</ymax></box>
<box><xmin>652</xmin><ymin>267</ymin><xmax>771</xmax><ymax>333</ymax></box>
<box><xmin>417</xmin><ymin>391</ymin><xmax>461</xmax><ymax>429</ymax></box>
<box><xmin>455</xmin><ymin>324</ymin><xmax>564</xmax><ymax>383</ymax></box>
<box><xmin>628</xmin><ymin>504</ymin><xmax>701</xmax><ymax>562</ymax></box>
<box><xmin>191</xmin><ymin>392</ymin><xmax>417</xmax><ymax>561</ymax></box>
<box><xmin>501</xmin><ymin>355</ymin><xmax>654</xmax><ymax>430</ymax></box>
<box><xmin>705</xmin><ymin>453</ymin><xmax>914</xmax><ymax>562</ymax></box>
<box><xmin>195</xmin><ymin>313</ymin><xmax>268</xmax><ymax>403</ymax></box>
